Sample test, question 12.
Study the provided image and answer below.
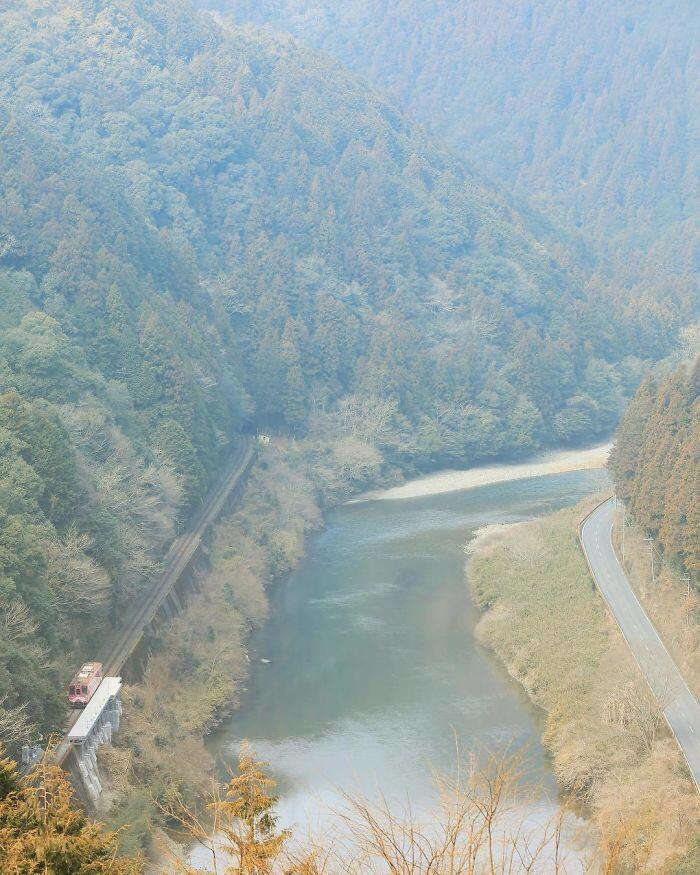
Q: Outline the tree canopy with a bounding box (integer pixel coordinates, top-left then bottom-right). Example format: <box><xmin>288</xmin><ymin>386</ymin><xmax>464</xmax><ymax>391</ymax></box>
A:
<box><xmin>610</xmin><ymin>360</ymin><xmax>700</xmax><ymax>575</ymax></box>
<box><xmin>0</xmin><ymin>0</ymin><xmax>645</xmax><ymax>465</ymax></box>
<box><xmin>0</xmin><ymin>0</ymin><xmax>682</xmax><ymax>765</ymax></box>
<box><xmin>0</xmin><ymin>749</ymin><xmax>142</xmax><ymax>873</ymax></box>
<box><xmin>213</xmin><ymin>0</ymin><xmax>698</xmax><ymax>314</ymax></box>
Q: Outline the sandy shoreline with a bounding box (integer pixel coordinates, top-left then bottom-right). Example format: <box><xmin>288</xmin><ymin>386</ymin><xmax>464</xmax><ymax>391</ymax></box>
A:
<box><xmin>351</xmin><ymin>442</ymin><xmax>612</xmax><ymax>503</ymax></box>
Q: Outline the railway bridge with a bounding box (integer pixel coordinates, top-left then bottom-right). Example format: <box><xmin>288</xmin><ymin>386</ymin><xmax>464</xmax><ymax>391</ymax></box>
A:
<box><xmin>67</xmin><ymin>677</ymin><xmax>123</xmax><ymax>804</ymax></box>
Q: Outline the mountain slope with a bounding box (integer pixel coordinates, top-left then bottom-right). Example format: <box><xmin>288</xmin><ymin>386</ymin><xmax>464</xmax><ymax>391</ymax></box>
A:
<box><xmin>0</xmin><ymin>103</ymin><xmax>245</xmax><ymax>737</ymax></box>
<box><xmin>0</xmin><ymin>1</ymin><xmax>660</xmax><ymax>457</ymax></box>
<box><xmin>210</xmin><ymin>0</ymin><xmax>698</xmax><ymax>299</ymax></box>
<box><xmin>0</xmin><ymin>0</ymin><xmax>674</xmax><ymax>744</ymax></box>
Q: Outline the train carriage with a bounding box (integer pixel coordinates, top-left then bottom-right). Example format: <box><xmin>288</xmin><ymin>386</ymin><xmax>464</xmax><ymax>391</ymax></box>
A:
<box><xmin>68</xmin><ymin>662</ymin><xmax>103</xmax><ymax>708</ymax></box>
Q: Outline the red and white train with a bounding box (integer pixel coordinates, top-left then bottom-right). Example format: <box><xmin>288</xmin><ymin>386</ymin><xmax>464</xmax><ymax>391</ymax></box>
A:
<box><xmin>68</xmin><ymin>661</ymin><xmax>103</xmax><ymax>708</ymax></box>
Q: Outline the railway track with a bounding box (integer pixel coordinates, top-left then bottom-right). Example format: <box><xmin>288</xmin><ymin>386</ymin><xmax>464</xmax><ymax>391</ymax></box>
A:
<box><xmin>55</xmin><ymin>437</ymin><xmax>256</xmax><ymax>766</ymax></box>
<box><xmin>102</xmin><ymin>437</ymin><xmax>255</xmax><ymax>675</ymax></box>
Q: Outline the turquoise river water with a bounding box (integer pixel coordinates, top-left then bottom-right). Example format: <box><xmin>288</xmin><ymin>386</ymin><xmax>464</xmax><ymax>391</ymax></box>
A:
<box><xmin>205</xmin><ymin>468</ymin><xmax>606</xmax><ymax>855</ymax></box>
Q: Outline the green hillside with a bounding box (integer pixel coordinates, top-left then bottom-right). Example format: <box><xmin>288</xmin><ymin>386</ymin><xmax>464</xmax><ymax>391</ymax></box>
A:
<box><xmin>0</xmin><ymin>1</ymin><xmax>652</xmax><ymax>461</ymax></box>
<box><xmin>212</xmin><ymin>0</ymin><xmax>698</xmax><ymax>301</ymax></box>
<box><xmin>0</xmin><ymin>0</ymin><xmax>678</xmax><ymax>744</ymax></box>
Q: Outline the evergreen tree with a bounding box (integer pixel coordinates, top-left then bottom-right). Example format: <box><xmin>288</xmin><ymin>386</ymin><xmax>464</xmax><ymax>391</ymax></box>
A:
<box><xmin>610</xmin><ymin>362</ymin><xmax>699</xmax><ymax>575</ymax></box>
<box><xmin>0</xmin><ymin>750</ymin><xmax>142</xmax><ymax>873</ymax></box>
<box><xmin>154</xmin><ymin>419</ymin><xmax>208</xmax><ymax>508</ymax></box>
<box><xmin>212</xmin><ymin>742</ymin><xmax>290</xmax><ymax>874</ymax></box>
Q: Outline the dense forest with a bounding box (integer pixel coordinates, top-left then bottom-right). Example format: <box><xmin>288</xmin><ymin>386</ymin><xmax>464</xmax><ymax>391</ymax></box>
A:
<box><xmin>209</xmin><ymin>0</ymin><xmax>698</xmax><ymax>310</ymax></box>
<box><xmin>0</xmin><ymin>0</ymin><xmax>660</xmax><ymax>465</ymax></box>
<box><xmin>0</xmin><ymin>0</ymin><xmax>687</xmax><ymax>768</ymax></box>
<box><xmin>0</xmin><ymin>97</ymin><xmax>245</xmax><ymax>740</ymax></box>
<box><xmin>610</xmin><ymin>360</ymin><xmax>700</xmax><ymax>576</ymax></box>
<box><xmin>0</xmin><ymin>0</ymin><xmax>694</xmax><ymax>869</ymax></box>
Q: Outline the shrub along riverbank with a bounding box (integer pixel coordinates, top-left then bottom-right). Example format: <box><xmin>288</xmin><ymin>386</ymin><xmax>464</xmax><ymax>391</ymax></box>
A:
<box><xmin>101</xmin><ymin>435</ymin><xmax>392</xmax><ymax>858</ymax></box>
<box><xmin>101</xmin><ymin>444</ymin><xmax>323</xmax><ymax>856</ymax></box>
<box><xmin>102</xmin><ymin>447</ymin><xmax>698</xmax><ymax>868</ymax></box>
<box><xmin>468</xmin><ymin>498</ymin><xmax>700</xmax><ymax>873</ymax></box>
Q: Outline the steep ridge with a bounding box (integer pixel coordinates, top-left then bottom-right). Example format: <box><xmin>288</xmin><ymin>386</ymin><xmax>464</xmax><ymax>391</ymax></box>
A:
<box><xmin>210</xmin><ymin>0</ymin><xmax>698</xmax><ymax>329</ymax></box>
<box><xmin>1</xmin><ymin>1</ymin><xmax>639</xmax><ymax>457</ymax></box>
<box><xmin>0</xmin><ymin>0</ymin><xmax>668</xmax><ymax>747</ymax></box>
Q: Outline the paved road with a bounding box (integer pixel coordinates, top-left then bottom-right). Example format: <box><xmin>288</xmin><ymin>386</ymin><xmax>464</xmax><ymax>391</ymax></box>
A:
<box><xmin>581</xmin><ymin>499</ymin><xmax>700</xmax><ymax>791</ymax></box>
<box><xmin>55</xmin><ymin>437</ymin><xmax>256</xmax><ymax>767</ymax></box>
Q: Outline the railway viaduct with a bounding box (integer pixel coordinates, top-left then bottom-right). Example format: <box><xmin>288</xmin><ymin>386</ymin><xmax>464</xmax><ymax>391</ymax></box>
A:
<box><xmin>54</xmin><ymin>436</ymin><xmax>256</xmax><ymax>806</ymax></box>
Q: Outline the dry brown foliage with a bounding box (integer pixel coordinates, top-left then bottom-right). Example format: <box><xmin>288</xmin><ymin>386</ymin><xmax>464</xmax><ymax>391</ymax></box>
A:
<box><xmin>469</xmin><ymin>499</ymin><xmax>700</xmax><ymax>871</ymax></box>
<box><xmin>164</xmin><ymin>745</ymin><xmax>594</xmax><ymax>874</ymax></box>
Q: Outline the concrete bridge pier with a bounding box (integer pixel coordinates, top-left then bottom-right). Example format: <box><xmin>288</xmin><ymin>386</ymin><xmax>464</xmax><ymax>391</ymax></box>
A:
<box><xmin>66</xmin><ymin>677</ymin><xmax>123</xmax><ymax>805</ymax></box>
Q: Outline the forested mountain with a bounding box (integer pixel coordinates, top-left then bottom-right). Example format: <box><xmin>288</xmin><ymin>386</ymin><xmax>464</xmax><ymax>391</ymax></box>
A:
<box><xmin>209</xmin><ymin>0</ymin><xmax>698</xmax><ymax>298</ymax></box>
<box><xmin>610</xmin><ymin>360</ymin><xmax>700</xmax><ymax>575</ymax></box>
<box><xmin>0</xmin><ymin>0</ymin><xmax>681</xmax><ymax>744</ymax></box>
<box><xmin>0</xmin><ymin>112</ymin><xmax>245</xmax><ymax>738</ymax></box>
<box><xmin>1</xmin><ymin>1</ymin><xmax>657</xmax><ymax>464</ymax></box>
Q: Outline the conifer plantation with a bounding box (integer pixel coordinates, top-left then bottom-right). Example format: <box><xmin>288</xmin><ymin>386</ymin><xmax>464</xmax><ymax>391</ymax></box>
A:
<box><xmin>214</xmin><ymin>0</ymin><xmax>697</xmax><ymax>315</ymax></box>
<box><xmin>611</xmin><ymin>361</ymin><xmax>700</xmax><ymax>574</ymax></box>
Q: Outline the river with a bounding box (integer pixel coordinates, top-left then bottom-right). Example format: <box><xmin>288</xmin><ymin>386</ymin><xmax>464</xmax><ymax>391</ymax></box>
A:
<box><xmin>204</xmin><ymin>466</ymin><xmax>607</xmax><ymax>860</ymax></box>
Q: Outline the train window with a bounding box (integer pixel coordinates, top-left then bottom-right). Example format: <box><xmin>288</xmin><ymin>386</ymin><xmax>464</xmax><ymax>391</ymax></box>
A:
<box><xmin>69</xmin><ymin>686</ymin><xmax>75</xmax><ymax>694</ymax></box>
<box><xmin>82</xmin><ymin>686</ymin><xmax>88</xmax><ymax>695</ymax></box>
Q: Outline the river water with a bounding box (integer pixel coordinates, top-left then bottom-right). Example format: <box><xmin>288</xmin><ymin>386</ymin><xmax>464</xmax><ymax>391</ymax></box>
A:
<box><xmin>207</xmin><ymin>468</ymin><xmax>605</xmax><ymax>848</ymax></box>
